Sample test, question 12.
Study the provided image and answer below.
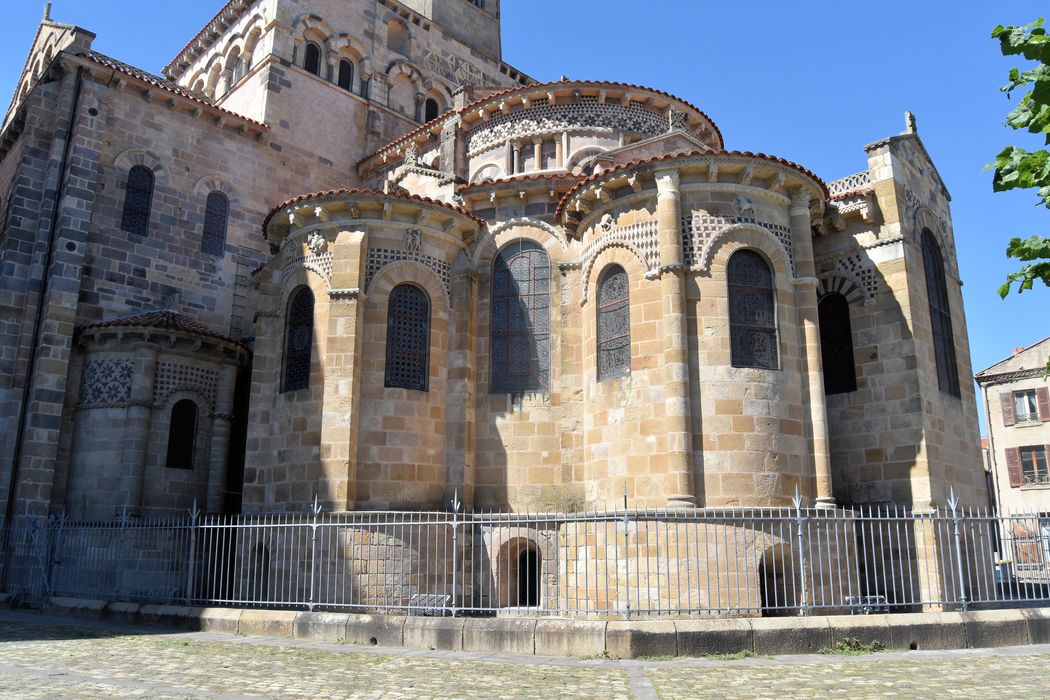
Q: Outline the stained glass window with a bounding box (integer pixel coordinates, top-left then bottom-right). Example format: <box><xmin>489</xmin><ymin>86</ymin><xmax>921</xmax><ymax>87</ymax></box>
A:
<box><xmin>818</xmin><ymin>293</ymin><xmax>857</xmax><ymax>395</ymax></box>
<box><xmin>338</xmin><ymin>60</ymin><xmax>354</xmax><ymax>91</ymax></box>
<box><xmin>491</xmin><ymin>240</ymin><xmax>550</xmax><ymax>393</ymax></box>
<box><xmin>921</xmin><ymin>229</ymin><xmax>960</xmax><ymax>397</ymax></box>
<box><xmin>727</xmin><ymin>250</ymin><xmax>778</xmax><ymax>369</ymax></box>
<box><xmin>166</xmin><ymin>399</ymin><xmax>198</xmax><ymax>470</ymax></box>
<box><xmin>282</xmin><ymin>287</ymin><xmax>314</xmax><ymax>393</ymax></box>
<box><xmin>304</xmin><ymin>42</ymin><xmax>322</xmax><ymax>76</ymax></box>
<box><xmin>121</xmin><ymin>165</ymin><xmax>154</xmax><ymax>236</ymax></box>
<box><xmin>201</xmin><ymin>191</ymin><xmax>229</xmax><ymax>256</ymax></box>
<box><xmin>597</xmin><ymin>265</ymin><xmax>630</xmax><ymax>381</ymax></box>
<box><xmin>385</xmin><ymin>284</ymin><xmax>430</xmax><ymax>391</ymax></box>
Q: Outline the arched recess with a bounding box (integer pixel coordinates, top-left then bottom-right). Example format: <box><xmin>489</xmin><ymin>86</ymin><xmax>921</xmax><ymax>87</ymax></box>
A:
<box><xmin>698</xmin><ymin>223</ymin><xmax>792</xmax><ymax>279</ymax></box>
<box><xmin>913</xmin><ymin>206</ymin><xmax>955</xmax><ymax>278</ymax></box>
<box><xmin>493</xmin><ymin>535</ymin><xmax>543</xmax><ymax>608</ymax></box>
<box><xmin>470</xmin><ymin>163</ymin><xmax>504</xmax><ymax>183</ymax></box>
<box><xmin>366</xmin><ymin>258</ymin><xmax>452</xmax><ymax>312</ymax></box>
<box><xmin>566</xmin><ymin>147</ymin><xmax>605</xmax><ymax>173</ymax></box>
<box><xmin>386</xmin><ymin>17</ymin><xmax>411</xmax><ymax>56</ymax></box>
<box><xmin>472</xmin><ymin>219</ymin><xmax>568</xmax><ymax>271</ymax></box>
<box><xmin>580</xmin><ymin>240</ymin><xmax>649</xmax><ymax>305</ymax></box>
<box><xmin>193</xmin><ymin>175</ymin><xmax>242</xmax><ymax>207</ymax></box>
<box><xmin>112</xmin><ymin>147</ymin><xmax>170</xmax><ymax>186</ymax></box>
<box><xmin>817</xmin><ymin>272</ymin><xmax>866</xmax><ymax>306</ymax></box>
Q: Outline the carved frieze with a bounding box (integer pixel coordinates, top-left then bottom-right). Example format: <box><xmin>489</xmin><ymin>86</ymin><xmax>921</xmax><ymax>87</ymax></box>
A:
<box><xmin>77</xmin><ymin>359</ymin><xmax>135</xmax><ymax>408</ymax></box>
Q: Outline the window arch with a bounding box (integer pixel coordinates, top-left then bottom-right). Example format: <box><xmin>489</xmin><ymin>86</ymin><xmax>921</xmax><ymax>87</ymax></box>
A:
<box><xmin>921</xmin><ymin>229</ymin><xmax>960</xmax><ymax>397</ymax></box>
<box><xmin>304</xmin><ymin>42</ymin><xmax>322</xmax><ymax>76</ymax></box>
<box><xmin>385</xmin><ymin>284</ymin><xmax>430</xmax><ymax>391</ymax></box>
<box><xmin>337</xmin><ymin>59</ymin><xmax>354</xmax><ymax>91</ymax></box>
<box><xmin>424</xmin><ymin>97</ymin><xmax>440</xmax><ymax>122</ymax></box>
<box><xmin>165</xmin><ymin>399</ymin><xmax>198</xmax><ymax>470</ymax></box>
<box><xmin>121</xmin><ymin>165</ymin><xmax>155</xmax><ymax>236</ymax></box>
<box><xmin>201</xmin><ymin>191</ymin><xmax>229</xmax><ymax>255</ymax></box>
<box><xmin>818</xmin><ymin>293</ymin><xmax>857</xmax><ymax>395</ymax></box>
<box><xmin>282</xmin><ymin>287</ymin><xmax>314</xmax><ymax>392</ymax></box>
<box><xmin>597</xmin><ymin>265</ymin><xmax>630</xmax><ymax>381</ymax></box>
<box><xmin>491</xmin><ymin>240</ymin><xmax>551</xmax><ymax>393</ymax></box>
<box><xmin>727</xmin><ymin>249</ymin><xmax>778</xmax><ymax>369</ymax></box>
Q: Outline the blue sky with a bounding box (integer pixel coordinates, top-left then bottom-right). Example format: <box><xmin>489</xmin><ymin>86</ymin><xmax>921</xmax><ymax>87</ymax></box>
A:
<box><xmin>2</xmin><ymin>1</ymin><xmax>1047</xmax><ymax>430</ymax></box>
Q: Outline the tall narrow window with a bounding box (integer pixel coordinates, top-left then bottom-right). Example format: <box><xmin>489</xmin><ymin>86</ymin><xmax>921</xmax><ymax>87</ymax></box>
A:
<box><xmin>121</xmin><ymin>165</ymin><xmax>154</xmax><ymax>236</ymax></box>
<box><xmin>424</xmin><ymin>97</ymin><xmax>440</xmax><ymax>122</ymax></box>
<box><xmin>283</xmin><ymin>287</ymin><xmax>314</xmax><ymax>392</ymax></box>
<box><xmin>201</xmin><ymin>191</ymin><xmax>229</xmax><ymax>256</ymax></box>
<box><xmin>818</xmin><ymin>293</ymin><xmax>857</xmax><ymax>394</ymax></box>
<box><xmin>597</xmin><ymin>265</ymin><xmax>630</xmax><ymax>381</ymax></box>
<box><xmin>304</xmin><ymin>42</ymin><xmax>322</xmax><ymax>76</ymax></box>
<box><xmin>921</xmin><ymin>229</ymin><xmax>960</xmax><ymax>397</ymax></box>
<box><xmin>337</xmin><ymin>59</ymin><xmax>354</xmax><ymax>91</ymax></box>
<box><xmin>727</xmin><ymin>249</ymin><xmax>778</xmax><ymax>369</ymax></box>
<box><xmin>165</xmin><ymin>400</ymin><xmax>198</xmax><ymax>470</ymax></box>
<box><xmin>491</xmin><ymin>240</ymin><xmax>550</xmax><ymax>393</ymax></box>
<box><xmin>385</xmin><ymin>284</ymin><xmax>430</xmax><ymax>391</ymax></box>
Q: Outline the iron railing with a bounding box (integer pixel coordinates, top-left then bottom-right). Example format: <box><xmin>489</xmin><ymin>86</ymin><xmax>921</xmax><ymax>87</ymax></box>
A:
<box><xmin>1</xmin><ymin>492</ymin><xmax>1048</xmax><ymax>618</ymax></box>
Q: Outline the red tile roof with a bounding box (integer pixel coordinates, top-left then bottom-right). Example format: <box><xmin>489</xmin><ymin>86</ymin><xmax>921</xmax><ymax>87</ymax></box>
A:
<box><xmin>78</xmin><ymin>310</ymin><xmax>242</xmax><ymax>346</ymax></box>
<box><xmin>458</xmin><ymin>172</ymin><xmax>583</xmax><ymax>192</ymax></box>
<box><xmin>262</xmin><ymin>188</ymin><xmax>484</xmax><ymax>232</ymax></box>
<box><xmin>164</xmin><ymin>0</ymin><xmax>254</xmax><ymax>78</ymax></box>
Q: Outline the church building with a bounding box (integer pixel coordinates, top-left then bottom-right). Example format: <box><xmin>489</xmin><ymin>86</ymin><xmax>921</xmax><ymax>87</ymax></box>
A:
<box><xmin>0</xmin><ymin>0</ymin><xmax>986</xmax><ymax>524</ymax></box>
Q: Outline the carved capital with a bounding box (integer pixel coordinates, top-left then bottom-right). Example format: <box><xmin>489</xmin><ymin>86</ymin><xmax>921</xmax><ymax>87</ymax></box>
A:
<box><xmin>789</xmin><ymin>188</ymin><xmax>812</xmax><ymax>212</ymax></box>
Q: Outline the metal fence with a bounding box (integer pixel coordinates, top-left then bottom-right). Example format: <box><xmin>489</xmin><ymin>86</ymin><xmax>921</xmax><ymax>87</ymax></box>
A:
<box><xmin>1</xmin><ymin>493</ymin><xmax>1048</xmax><ymax>618</ymax></box>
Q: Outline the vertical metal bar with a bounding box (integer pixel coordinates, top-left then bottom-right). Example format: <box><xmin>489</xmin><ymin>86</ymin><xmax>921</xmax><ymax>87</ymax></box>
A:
<box><xmin>185</xmin><ymin>501</ymin><xmax>200</xmax><ymax>604</ymax></box>
<box><xmin>793</xmin><ymin>490</ymin><xmax>808</xmax><ymax>617</ymax></box>
<box><xmin>948</xmin><ymin>489</ymin><xmax>968</xmax><ymax>611</ymax></box>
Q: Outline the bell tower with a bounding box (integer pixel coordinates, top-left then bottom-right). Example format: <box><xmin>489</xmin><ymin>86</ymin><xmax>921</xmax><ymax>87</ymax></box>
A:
<box><xmin>394</xmin><ymin>0</ymin><xmax>502</xmax><ymax>61</ymax></box>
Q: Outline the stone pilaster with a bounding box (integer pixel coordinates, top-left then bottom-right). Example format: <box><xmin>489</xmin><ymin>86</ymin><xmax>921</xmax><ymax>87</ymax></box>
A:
<box><xmin>205</xmin><ymin>359</ymin><xmax>239</xmax><ymax>513</ymax></box>
<box><xmin>656</xmin><ymin>169</ymin><xmax>695</xmax><ymax>508</ymax></box>
<box><xmin>790</xmin><ymin>188</ymin><xmax>834</xmax><ymax>508</ymax></box>
<box><xmin>125</xmin><ymin>344</ymin><xmax>159</xmax><ymax>515</ymax></box>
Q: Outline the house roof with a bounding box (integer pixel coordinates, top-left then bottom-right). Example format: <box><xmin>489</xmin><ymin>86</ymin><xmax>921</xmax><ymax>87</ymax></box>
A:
<box><xmin>262</xmin><ymin>187</ymin><xmax>485</xmax><ymax>232</ymax></box>
<box><xmin>78</xmin><ymin>310</ymin><xmax>242</xmax><ymax>346</ymax></box>
<box><xmin>975</xmin><ymin>336</ymin><xmax>1050</xmax><ymax>379</ymax></box>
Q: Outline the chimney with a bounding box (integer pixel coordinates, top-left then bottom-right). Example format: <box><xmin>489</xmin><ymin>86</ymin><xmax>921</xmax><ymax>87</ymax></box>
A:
<box><xmin>1013</xmin><ymin>347</ymin><xmax>1025</xmax><ymax>356</ymax></box>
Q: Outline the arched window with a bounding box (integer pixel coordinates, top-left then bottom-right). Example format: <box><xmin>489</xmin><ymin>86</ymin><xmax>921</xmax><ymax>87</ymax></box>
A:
<box><xmin>120</xmin><ymin>165</ymin><xmax>155</xmax><ymax>236</ymax></box>
<box><xmin>922</xmin><ymin>229</ymin><xmax>960</xmax><ymax>397</ymax></box>
<box><xmin>597</xmin><ymin>265</ymin><xmax>630</xmax><ymax>381</ymax></box>
<box><xmin>818</xmin><ymin>293</ymin><xmax>857</xmax><ymax>395</ymax></box>
<box><xmin>165</xmin><ymin>400</ymin><xmax>198</xmax><ymax>470</ymax></box>
<box><xmin>201</xmin><ymin>191</ymin><xmax>229</xmax><ymax>255</ymax></box>
<box><xmin>424</xmin><ymin>97</ymin><xmax>440</xmax><ymax>122</ymax></box>
<box><xmin>491</xmin><ymin>240</ymin><xmax>550</xmax><ymax>393</ymax></box>
<box><xmin>727</xmin><ymin>249</ymin><xmax>778</xmax><ymax>369</ymax></box>
<box><xmin>282</xmin><ymin>287</ymin><xmax>314</xmax><ymax>392</ymax></box>
<box><xmin>304</xmin><ymin>42</ymin><xmax>322</xmax><ymax>76</ymax></box>
<box><xmin>385</xmin><ymin>284</ymin><xmax>430</xmax><ymax>391</ymax></box>
<box><xmin>337</xmin><ymin>59</ymin><xmax>354</xmax><ymax>91</ymax></box>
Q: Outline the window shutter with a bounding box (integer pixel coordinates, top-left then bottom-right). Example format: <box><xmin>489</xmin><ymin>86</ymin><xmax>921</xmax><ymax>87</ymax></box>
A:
<box><xmin>1005</xmin><ymin>447</ymin><xmax>1022</xmax><ymax>488</ymax></box>
<box><xmin>1037</xmin><ymin>386</ymin><xmax>1050</xmax><ymax>422</ymax></box>
<box><xmin>1001</xmin><ymin>391</ymin><xmax>1017</xmax><ymax>427</ymax></box>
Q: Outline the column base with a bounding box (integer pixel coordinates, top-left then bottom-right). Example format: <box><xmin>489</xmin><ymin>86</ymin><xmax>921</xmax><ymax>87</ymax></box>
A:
<box><xmin>814</xmin><ymin>496</ymin><xmax>837</xmax><ymax>510</ymax></box>
<box><xmin>667</xmin><ymin>494</ymin><xmax>697</xmax><ymax>509</ymax></box>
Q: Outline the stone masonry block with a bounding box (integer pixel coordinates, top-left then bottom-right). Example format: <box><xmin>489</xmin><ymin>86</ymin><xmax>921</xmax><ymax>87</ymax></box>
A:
<box><xmin>238</xmin><ymin>609</ymin><xmax>297</xmax><ymax>638</ymax></box>
<box><xmin>103</xmin><ymin>601</ymin><xmax>141</xmax><ymax>624</ymax></box>
<box><xmin>402</xmin><ymin>616</ymin><xmax>464</xmax><ymax>651</ymax></box>
<box><xmin>675</xmin><ymin>618</ymin><xmax>753</xmax><ymax>657</ymax></box>
<box><xmin>197</xmin><ymin>607</ymin><xmax>243</xmax><ymax>635</ymax></box>
<box><xmin>463</xmin><ymin>618</ymin><xmax>535</xmax><ymax>656</ymax></box>
<box><xmin>605</xmin><ymin>621</ymin><xmax>677</xmax><ymax>659</ymax></box>
<box><xmin>294</xmin><ymin>612</ymin><xmax>352</xmax><ymax>643</ymax></box>
<box><xmin>1021</xmin><ymin>608</ymin><xmax>1050</xmax><ymax>644</ymax></box>
<box><xmin>885</xmin><ymin>612</ymin><xmax>966</xmax><ymax>651</ymax></box>
<box><xmin>345</xmin><ymin>613</ymin><xmax>406</xmax><ymax>649</ymax></box>
<box><xmin>961</xmin><ymin>610</ymin><xmax>1030</xmax><ymax>649</ymax></box>
<box><xmin>751</xmin><ymin>616</ymin><xmax>832</xmax><ymax>656</ymax></box>
<box><xmin>534</xmin><ymin>619</ymin><xmax>606</xmax><ymax>658</ymax></box>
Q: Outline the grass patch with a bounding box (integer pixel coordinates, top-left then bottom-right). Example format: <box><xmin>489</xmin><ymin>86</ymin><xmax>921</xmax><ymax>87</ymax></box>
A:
<box><xmin>706</xmin><ymin>649</ymin><xmax>754</xmax><ymax>661</ymax></box>
<box><xmin>819</xmin><ymin>637</ymin><xmax>887</xmax><ymax>655</ymax></box>
<box><xmin>636</xmin><ymin>654</ymin><xmax>677</xmax><ymax>661</ymax></box>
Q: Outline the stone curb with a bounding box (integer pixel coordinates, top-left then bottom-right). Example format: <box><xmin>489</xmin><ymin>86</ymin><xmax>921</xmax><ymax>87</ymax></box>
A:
<box><xmin>23</xmin><ymin>599</ymin><xmax>1050</xmax><ymax>659</ymax></box>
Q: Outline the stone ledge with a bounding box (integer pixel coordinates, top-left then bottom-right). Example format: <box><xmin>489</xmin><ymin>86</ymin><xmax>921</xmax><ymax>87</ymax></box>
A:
<box><xmin>534</xmin><ymin>619</ymin><xmax>606</xmax><ymax>658</ymax></box>
<box><xmin>961</xmin><ymin>609</ymin><xmax>1030</xmax><ymax>648</ymax></box>
<box><xmin>294</xmin><ymin>612</ymin><xmax>351</xmax><ymax>643</ymax></box>
<box><xmin>751</xmin><ymin>615</ymin><xmax>832</xmax><ymax>655</ymax></box>
<box><xmin>675</xmin><ymin>618</ymin><xmax>753</xmax><ymax>657</ymax></box>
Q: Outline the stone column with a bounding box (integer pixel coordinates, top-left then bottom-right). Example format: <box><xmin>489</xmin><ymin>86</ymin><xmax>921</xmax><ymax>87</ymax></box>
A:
<box><xmin>512</xmin><ymin>143</ymin><xmax>522</xmax><ymax>175</ymax></box>
<box><xmin>532</xmin><ymin>138</ymin><xmax>543</xmax><ymax>171</ymax></box>
<box><xmin>205</xmin><ymin>359</ymin><xmax>239</xmax><ymax>513</ymax></box>
<box><xmin>126</xmin><ymin>344</ymin><xmax>159</xmax><ymax>517</ymax></box>
<box><xmin>656</xmin><ymin>170</ymin><xmax>695</xmax><ymax>508</ymax></box>
<box><xmin>555</xmin><ymin>134</ymin><xmax>565</xmax><ymax>168</ymax></box>
<box><xmin>790</xmin><ymin>188</ymin><xmax>835</xmax><ymax>508</ymax></box>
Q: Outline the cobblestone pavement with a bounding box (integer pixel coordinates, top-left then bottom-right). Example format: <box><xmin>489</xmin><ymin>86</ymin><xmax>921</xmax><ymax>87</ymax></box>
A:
<box><xmin>0</xmin><ymin>612</ymin><xmax>1047</xmax><ymax>699</ymax></box>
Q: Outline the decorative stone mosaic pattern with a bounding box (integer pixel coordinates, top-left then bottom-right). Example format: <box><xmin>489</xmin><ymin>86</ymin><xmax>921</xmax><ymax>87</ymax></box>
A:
<box><xmin>77</xmin><ymin>359</ymin><xmax>135</xmax><ymax>408</ymax></box>
<box><xmin>466</xmin><ymin>102</ymin><xmax>668</xmax><ymax>155</ymax></box>
<box><xmin>365</xmin><ymin>247</ymin><xmax>451</xmax><ymax>300</ymax></box>
<box><xmin>580</xmin><ymin>221</ymin><xmax>658</xmax><ymax>300</ymax></box>
<box><xmin>281</xmin><ymin>251</ymin><xmax>333</xmax><ymax>289</ymax></box>
<box><xmin>683</xmin><ymin>215</ymin><xmax>795</xmax><ymax>274</ymax></box>
<box><xmin>827</xmin><ymin>253</ymin><xmax>878</xmax><ymax>303</ymax></box>
<box><xmin>153</xmin><ymin>362</ymin><xmax>218</xmax><ymax>409</ymax></box>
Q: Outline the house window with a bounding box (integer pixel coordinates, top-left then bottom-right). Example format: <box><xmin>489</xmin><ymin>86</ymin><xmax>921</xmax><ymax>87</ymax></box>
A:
<box><xmin>1021</xmin><ymin>446</ymin><xmax>1049</xmax><ymax>486</ymax></box>
<box><xmin>921</xmin><ymin>229</ymin><xmax>960</xmax><ymax>397</ymax></box>
<box><xmin>201</xmin><ymin>191</ymin><xmax>229</xmax><ymax>256</ymax></box>
<box><xmin>165</xmin><ymin>400</ymin><xmax>198</xmax><ymax>470</ymax></box>
<box><xmin>818</xmin><ymin>292</ymin><xmax>857</xmax><ymax>395</ymax></box>
<box><xmin>120</xmin><ymin>165</ymin><xmax>155</xmax><ymax>236</ymax></box>
<box><xmin>491</xmin><ymin>240</ymin><xmax>550</xmax><ymax>393</ymax></box>
<box><xmin>304</xmin><ymin>42</ymin><xmax>322</xmax><ymax>76</ymax></box>
<box><xmin>597</xmin><ymin>265</ymin><xmax>630</xmax><ymax>382</ymax></box>
<box><xmin>337</xmin><ymin>59</ymin><xmax>354</xmax><ymax>91</ymax></box>
<box><xmin>282</xmin><ymin>287</ymin><xmax>314</xmax><ymax>392</ymax></box>
<box><xmin>471</xmin><ymin>0</ymin><xmax>485</xmax><ymax>7</ymax></box>
<box><xmin>424</xmin><ymin>97</ymin><xmax>440</xmax><ymax>122</ymax></box>
<box><xmin>1016</xmin><ymin>390</ymin><xmax>1040</xmax><ymax>423</ymax></box>
<box><xmin>385</xmin><ymin>284</ymin><xmax>430</xmax><ymax>391</ymax></box>
<box><xmin>727</xmin><ymin>249</ymin><xmax>778</xmax><ymax>369</ymax></box>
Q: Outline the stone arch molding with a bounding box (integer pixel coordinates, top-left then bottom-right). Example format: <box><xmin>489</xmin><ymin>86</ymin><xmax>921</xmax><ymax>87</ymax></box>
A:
<box><xmin>817</xmin><ymin>272</ymin><xmax>867</xmax><ymax>306</ymax></box>
<box><xmin>367</xmin><ymin>259</ymin><xmax>451</xmax><ymax>311</ymax></box>
<box><xmin>697</xmin><ymin>223</ymin><xmax>793</xmax><ymax>279</ymax></box>
<box><xmin>112</xmin><ymin>148</ymin><xmax>170</xmax><ymax>185</ymax></box>
<box><xmin>472</xmin><ymin>218</ymin><xmax>568</xmax><ymax>269</ymax></box>
<box><xmin>193</xmin><ymin>175</ymin><xmax>242</xmax><ymax>206</ymax></box>
<box><xmin>292</xmin><ymin>14</ymin><xmax>338</xmax><ymax>47</ymax></box>
<box><xmin>913</xmin><ymin>206</ymin><xmax>956</xmax><ymax>277</ymax></box>
<box><xmin>385</xmin><ymin>59</ymin><xmax>424</xmax><ymax>88</ymax></box>
<box><xmin>580</xmin><ymin>240</ymin><xmax>649</xmax><ymax>306</ymax></box>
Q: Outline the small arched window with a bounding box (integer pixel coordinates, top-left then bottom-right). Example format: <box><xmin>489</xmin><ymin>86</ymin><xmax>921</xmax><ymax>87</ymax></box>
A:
<box><xmin>424</xmin><ymin>97</ymin><xmax>440</xmax><ymax>122</ymax></box>
<box><xmin>384</xmin><ymin>284</ymin><xmax>430</xmax><ymax>391</ymax></box>
<box><xmin>201</xmin><ymin>191</ymin><xmax>229</xmax><ymax>256</ymax></box>
<box><xmin>818</xmin><ymin>293</ymin><xmax>857</xmax><ymax>395</ymax></box>
<box><xmin>282</xmin><ymin>287</ymin><xmax>314</xmax><ymax>392</ymax></box>
<box><xmin>165</xmin><ymin>400</ymin><xmax>198</xmax><ymax>470</ymax></box>
<box><xmin>121</xmin><ymin>165</ymin><xmax>155</xmax><ymax>236</ymax></box>
<box><xmin>922</xmin><ymin>229</ymin><xmax>960</xmax><ymax>397</ymax></box>
<box><xmin>597</xmin><ymin>265</ymin><xmax>630</xmax><ymax>381</ymax></box>
<box><xmin>304</xmin><ymin>42</ymin><xmax>322</xmax><ymax>76</ymax></box>
<box><xmin>491</xmin><ymin>240</ymin><xmax>551</xmax><ymax>393</ymax></box>
<box><xmin>337</xmin><ymin>59</ymin><xmax>354</xmax><ymax>91</ymax></box>
<box><xmin>727</xmin><ymin>249</ymin><xmax>778</xmax><ymax>369</ymax></box>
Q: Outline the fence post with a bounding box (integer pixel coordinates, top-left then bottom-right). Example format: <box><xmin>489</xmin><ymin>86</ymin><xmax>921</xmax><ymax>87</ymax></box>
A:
<box><xmin>308</xmin><ymin>495</ymin><xmax>322</xmax><ymax>612</ymax></box>
<box><xmin>46</xmin><ymin>512</ymin><xmax>65</xmax><ymax>599</ymax></box>
<box><xmin>793</xmin><ymin>486</ymin><xmax>809</xmax><ymax>617</ymax></box>
<box><xmin>623</xmin><ymin>486</ymin><xmax>631</xmax><ymax>621</ymax></box>
<box><xmin>947</xmin><ymin>488</ymin><xmax>968</xmax><ymax>611</ymax></box>
<box><xmin>450</xmin><ymin>490</ymin><xmax>461</xmax><ymax>618</ymax></box>
<box><xmin>185</xmin><ymin>500</ymin><xmax>200</xmax><ymax>604</ymax></box>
